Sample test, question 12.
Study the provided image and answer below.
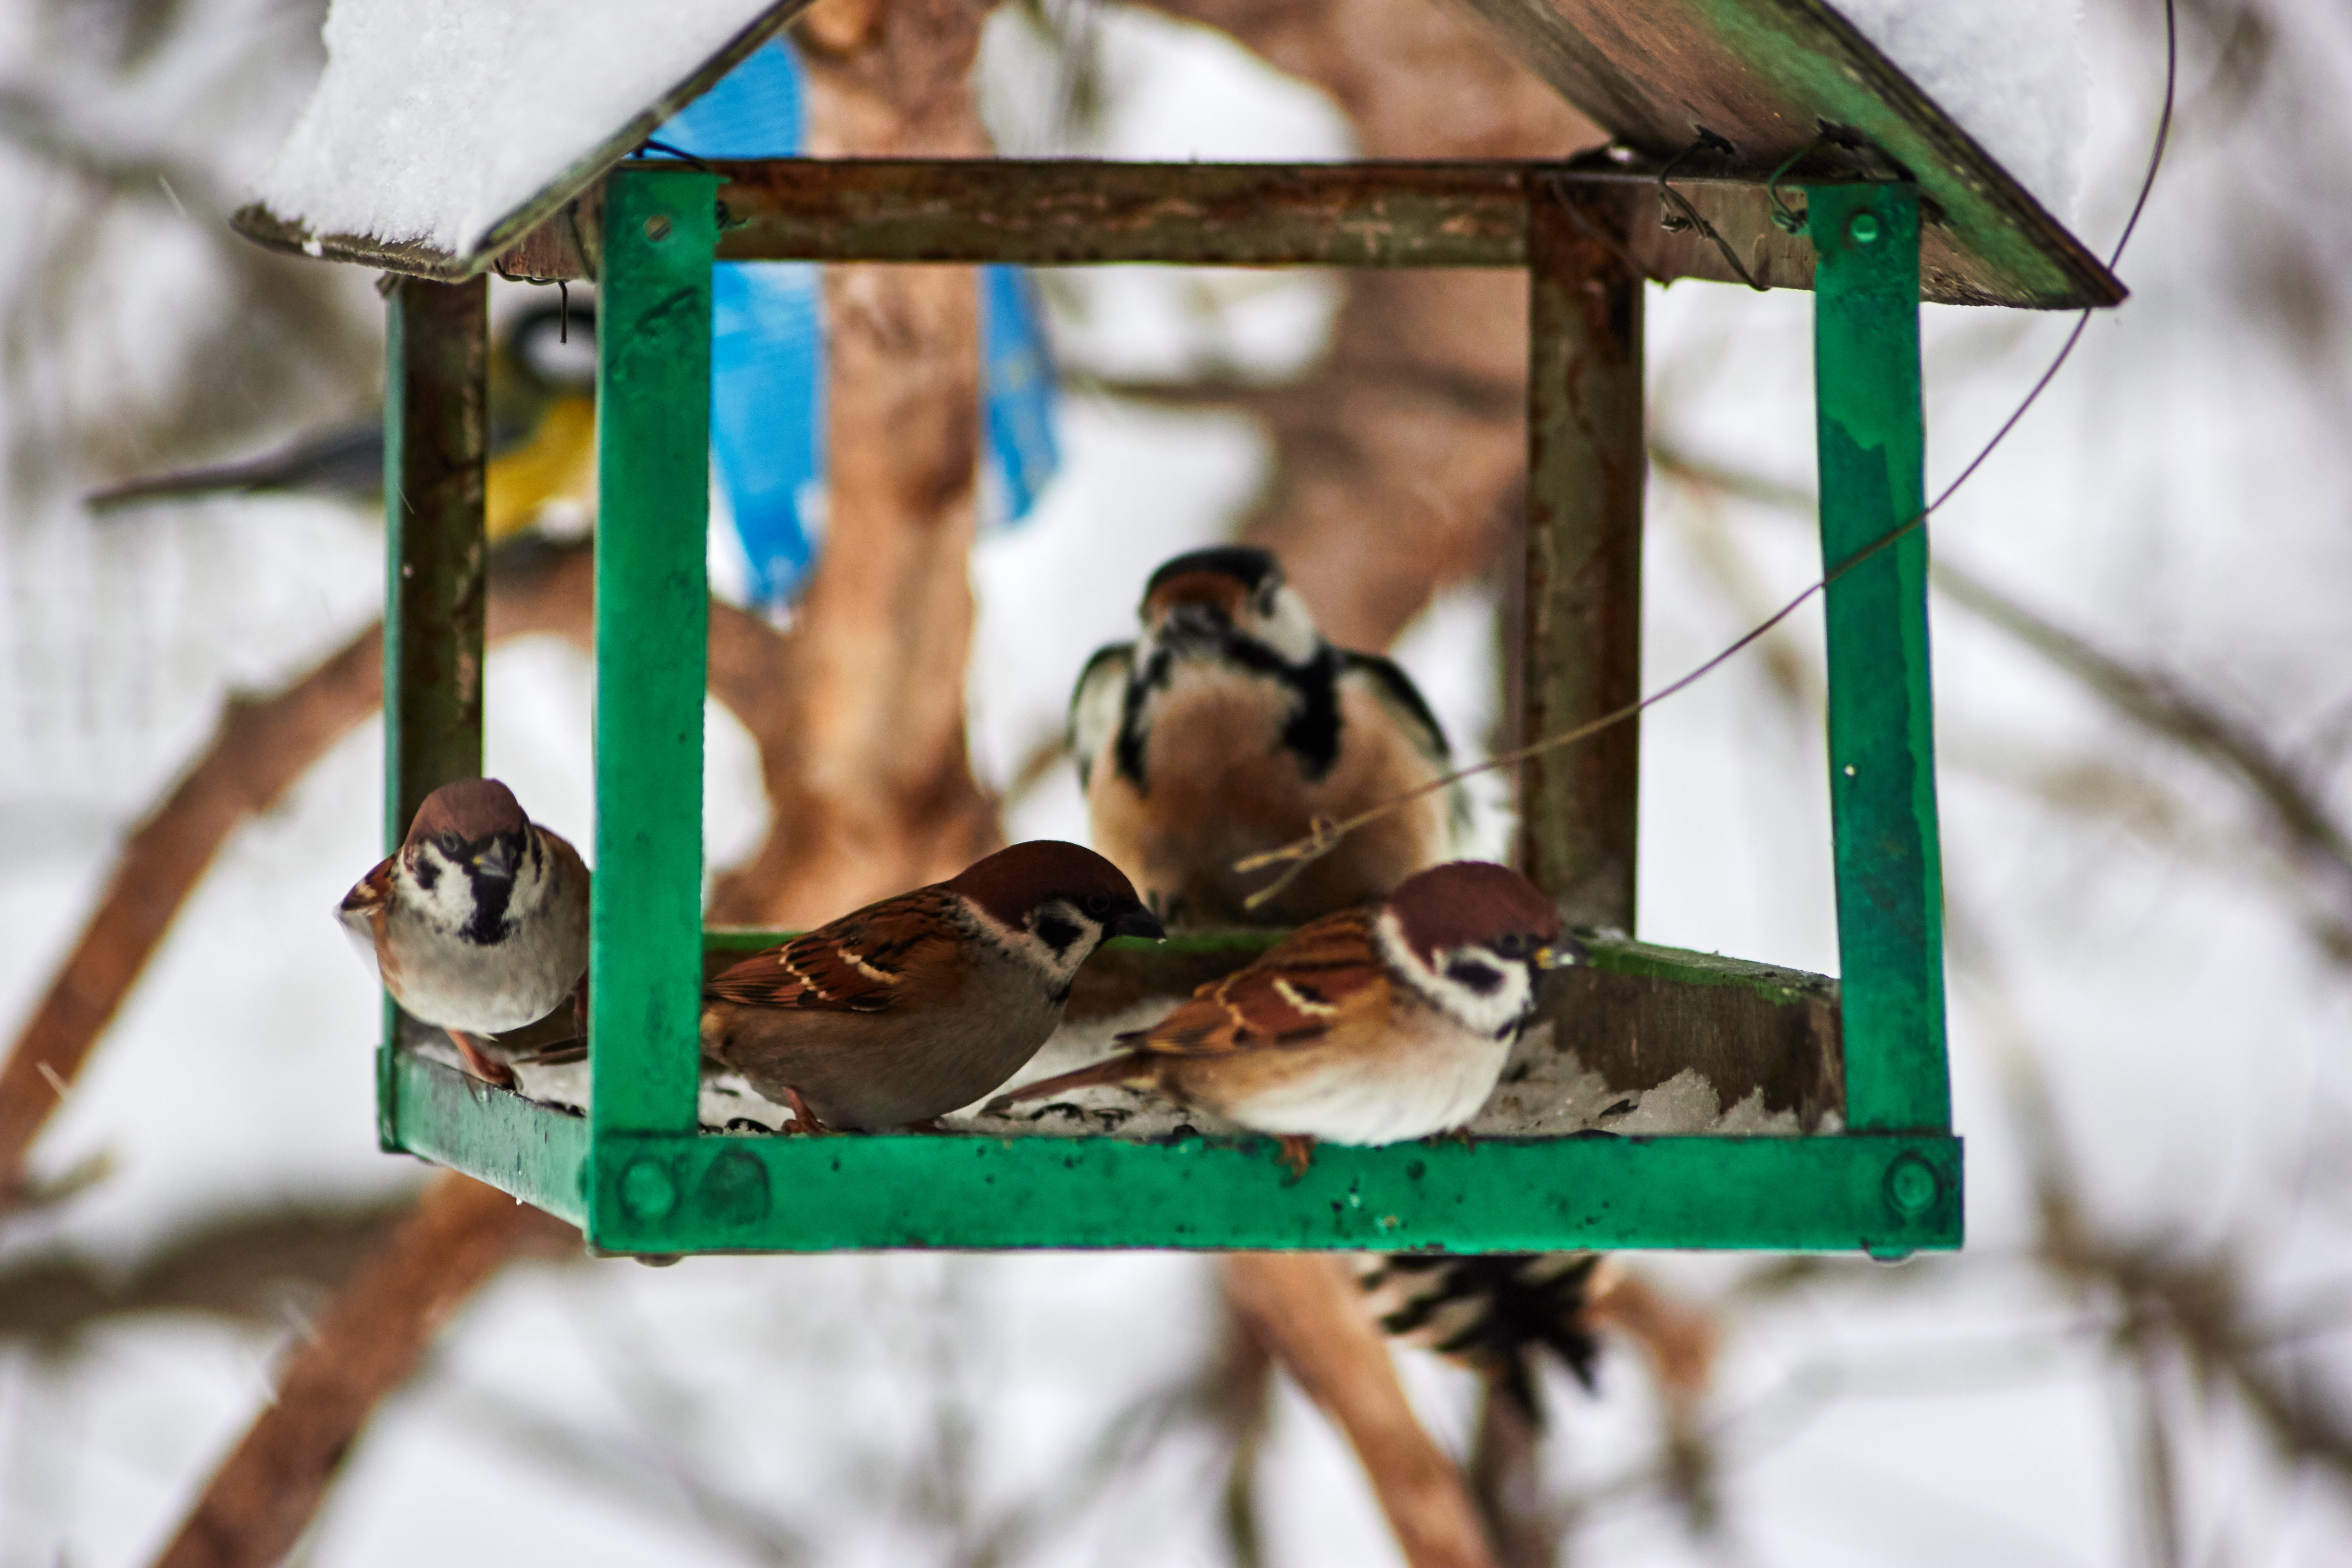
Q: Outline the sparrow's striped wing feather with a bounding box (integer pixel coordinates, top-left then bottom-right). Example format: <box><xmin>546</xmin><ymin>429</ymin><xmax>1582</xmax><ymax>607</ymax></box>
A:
<box><xmin>1123</xmin><ymin>907</ymin><xmax>1388</xmax><ymax>1055</ymax></box>
<box><xmin>1067</xmin><ymin>643</ymin><xmax>1133</xmax><ymax>789</ymax></box>
<box><xmin>1341</xmin><ymin>652</ymin><xmax>1451</xmax><ymax>766</ymax></box>
<box><xmin>704</xmin><ymin>888</ymin><xmax>960</xmax><ymax>1014</ymax></box>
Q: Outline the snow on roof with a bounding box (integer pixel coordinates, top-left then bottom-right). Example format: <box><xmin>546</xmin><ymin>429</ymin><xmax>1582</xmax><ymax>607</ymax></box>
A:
<box><xmin>248</xmin><ymin>0</ymin><xmax>804</xmax><ymax>268</ymax></box>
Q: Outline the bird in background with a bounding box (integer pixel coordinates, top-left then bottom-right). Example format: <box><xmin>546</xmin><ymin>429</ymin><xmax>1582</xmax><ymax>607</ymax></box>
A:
<box><xmin>1072</xmin><ymin>545</ymin><xmax>1467</xmax><ymax>928</ymax></box>
<box><xmin>1357</xmin><ymin>1252</ymin><xmax>1608</xmax><ymax>1422</ymax></box>
<box><xmin>338</xmin><ymin>777</ymin><xmax>591</xmax><ymax>1088</ymax></box>
<box><xmin>989</xmin><ymin>860</ymin><xmax>1578</xmax><ymax>1174</ymax></box>
<box><xmin>88</xmin><ymin>299</ymin><xmax>598</xmax><ymax>542</ymax></box>
<box><xmin>700</xmin><ymin>841</ymin><xmax>1164</xmax><ymax>1133</ymax></box>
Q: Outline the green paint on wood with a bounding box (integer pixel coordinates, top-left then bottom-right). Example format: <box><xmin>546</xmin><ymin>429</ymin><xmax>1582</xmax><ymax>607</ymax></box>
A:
<box><xmin>395</xmin><ymin>1052</ymin><xmax>588</xmax><ymax>1226</ymax></box>
<box><xmin>570</xmin><ymin>1123</ymin><xmax>1960</xmax><ymax>1254</ymax></box>
<box><xmin>1808</xmin><ymin>183</ymin><xmax>1949</xmax><ymax>1132</ymax></box>
<box><xmin>588</xmin><ymin>165</ymin><xmax>717</xmax><ymax>1175</ymax></box>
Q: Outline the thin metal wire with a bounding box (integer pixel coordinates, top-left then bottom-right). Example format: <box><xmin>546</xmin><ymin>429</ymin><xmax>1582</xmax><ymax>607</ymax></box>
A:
<box><xmin>1656</xmin><ymin>129</ymin><xmax>1769</xmax><ymax>292</ymax></box>
<box><xmin>1235</xmin><ymin>0</ymin><xmax>2181</xmax><ymax>909</ymax></box>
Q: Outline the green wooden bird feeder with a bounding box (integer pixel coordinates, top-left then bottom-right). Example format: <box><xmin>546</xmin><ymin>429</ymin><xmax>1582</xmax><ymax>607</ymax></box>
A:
<box><xmin>239</xmin><ymin>0</ymin><xmax>2123</xmax><ymax>1258</ymax></box>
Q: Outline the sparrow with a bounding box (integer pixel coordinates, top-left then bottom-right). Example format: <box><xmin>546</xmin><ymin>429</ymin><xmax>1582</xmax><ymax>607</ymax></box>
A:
<box><xmin>89</xmin><ymin>300</ymin><xmax>598</xmax><ymax>541</ymax></box>
<box><xmin>1071</xmin><ymin>545</ymin><xmax>1467</xmax><ymax>928</ymax></box>
<box><xmin>988</xmin><ymin>860</ymin><xmax>1578</xmax><ymax>1173</ymax></box>
<box><xmin>699</xmin><ymin>840</ymin><xmax>1165</xmax><ymax>1132</ymax></box>
<box><xmin>338</xmin><ymin>776</ymin><xmax>591</xmax><ymax>1087</ymax></box>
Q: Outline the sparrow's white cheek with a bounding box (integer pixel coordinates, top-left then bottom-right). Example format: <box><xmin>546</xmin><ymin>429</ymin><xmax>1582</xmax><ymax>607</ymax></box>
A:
<box><xmin>1251</xmin><ymin>586</ymin><xmax>1323</xmax><ymax>666</ymax></box>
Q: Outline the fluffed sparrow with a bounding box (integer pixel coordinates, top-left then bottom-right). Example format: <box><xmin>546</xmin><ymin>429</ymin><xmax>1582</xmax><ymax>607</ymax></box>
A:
<box><xmin>700</xmin><ymin>840</ymin><xmax>1165</xmax><ymax>1132</ymax></box>
<box><xmin>339</xmin><ymin>776</ymin><xmax>591</xmax><ymax>1087</ymax></box>
<box><xmin>989</xmin><ymin>860</ymin><xmax>1578</xmax><ymax>1172</ymax></box>
<box><xmin>1072</xmin><ymin>545</ymin><xmax>1466</xmax><ymax>927</ymax></box>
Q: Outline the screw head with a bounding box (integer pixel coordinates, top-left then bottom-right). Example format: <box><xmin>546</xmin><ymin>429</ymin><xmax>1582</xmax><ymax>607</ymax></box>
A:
<box><xmin>1848</xmin><ymin>211</ymin><xmax>1881</xmax><ymax>245</ymax></box>
<box><xmin>644</xmin><ymin>213</ymin><xmax>673</xmax><ymax>243</ymax></box>
<box><xmin>619</xmin><ymin>1157</ymin><xmax>680</xmax><ymax>1220</ymax></box>
<box><xmin>1883</xmin><ymin>1152</ymin><xmax>1941</xmax><ymax>1218</ymax></box>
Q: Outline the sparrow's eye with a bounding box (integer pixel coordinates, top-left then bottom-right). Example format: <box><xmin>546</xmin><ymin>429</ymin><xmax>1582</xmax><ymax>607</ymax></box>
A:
<box><xmin>1084</xmin><ymin>892</ymin><xmax>1112</xmax><ymax>917</ymax></box>
<box><xmin>437</xmin><ymin>831</ymin><xmax>467</xmax><ymax>859</ymax></box>
<box><xmin>1492</xmin><ymin>933</ymin><xmax>1530</xmax><ymax>959</ymax></box>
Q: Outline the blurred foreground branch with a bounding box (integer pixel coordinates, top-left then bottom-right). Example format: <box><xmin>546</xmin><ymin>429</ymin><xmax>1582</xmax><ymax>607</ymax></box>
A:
<box><xmin>151</xmin><ymin>1172</ymin><xmax>575</xmax><ymax>1568</ymax></box>
<box><xmin>1221</xmin><ymin>1253</ymin><xmax>1496</xmax><ymax>1568</ymax></box>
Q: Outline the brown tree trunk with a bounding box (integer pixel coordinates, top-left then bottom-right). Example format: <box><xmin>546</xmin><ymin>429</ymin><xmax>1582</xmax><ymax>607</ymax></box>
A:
<box><xmin>706</xmin><ymin>0</ymin><xmax>1003</xmax><ymax>926</ymax></box>
<box><xmin>1135</xmin><ymin>0</ymin><xmax>1599</xmax><ymax>652</ymax></box>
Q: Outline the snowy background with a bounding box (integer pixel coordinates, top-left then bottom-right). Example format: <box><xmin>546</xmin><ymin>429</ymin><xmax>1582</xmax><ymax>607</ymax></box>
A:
<box><xmin>4</xmin><ymin>0</ymin><xmax>2352</xmax><ymax>1562</ymax></box>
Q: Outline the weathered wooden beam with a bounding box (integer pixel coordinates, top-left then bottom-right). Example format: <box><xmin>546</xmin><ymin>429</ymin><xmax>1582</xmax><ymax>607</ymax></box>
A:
<box><xmin>1429</xmin><ymin>0</ymin><xmax>2124</xmax><ymax>310</ymax></box>
<box><xmin>712</xmin><ymin>159</ymin><xmax>1531</xmax><ymax>268</ymax></box>
<box><xmin>382</xmin><ymin>276</ymin><xmax>489</xmax><ymax>846</ymax></box>
<box><xmin>1517</xmin><ymin>177</ymin><xmax>1644</xmax><ymax>929</ymax></box>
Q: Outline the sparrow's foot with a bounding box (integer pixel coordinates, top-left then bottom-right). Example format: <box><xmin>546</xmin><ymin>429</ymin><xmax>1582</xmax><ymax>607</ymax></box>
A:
<box><xmin>446</xmin><ymin>1029</ymin><xmax>516</xmax><ymax>1090</ymax></box>
<box><xmin>782</xmin><ymin>1087</ymin><xmax>835</xmax><ymax>1136</ymax></box>
<box><xmin>902</xmin><ymin>1118</ymin><xmax>950</xmax><ymax>1135</ymax></box>
<box><xmin>1277</xmin><ymin>1134</ymin><xmax>1316</xmax><ymax>1180</ymax></box>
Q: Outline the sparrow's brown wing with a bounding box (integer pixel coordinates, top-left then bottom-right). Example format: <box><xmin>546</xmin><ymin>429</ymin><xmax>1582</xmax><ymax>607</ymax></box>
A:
<box><xmin>704</xmin><ymin>887</ymin><xmax>962</xmax><ymax>1015</ymax></box>
<box><xmin>1123</xmin><ymin>906</ymin><xmax>1390</xmax><ymax>1054</ymax></box>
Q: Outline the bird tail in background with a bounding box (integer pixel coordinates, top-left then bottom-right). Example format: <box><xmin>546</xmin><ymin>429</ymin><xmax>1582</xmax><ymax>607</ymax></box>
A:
<box><xmin>986</xmin><ymin>1052</ymin><xmax>1155</xmax><ymax>1111</ymax></box>
<box><xmin>1356</xmin><ymin>1252</ymin><xmax>1607</xmax><ymax>1423</ymax></box>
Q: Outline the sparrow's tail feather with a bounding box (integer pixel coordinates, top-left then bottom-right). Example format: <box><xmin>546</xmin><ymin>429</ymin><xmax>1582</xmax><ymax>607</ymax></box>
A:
<box><xmin>985</xmin><ymin>1052</ymin><xmax>1155</xmax><ymax>1113</ymax></box>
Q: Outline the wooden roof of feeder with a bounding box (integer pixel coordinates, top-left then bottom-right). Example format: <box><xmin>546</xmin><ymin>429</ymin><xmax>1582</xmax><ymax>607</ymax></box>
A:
<box><xmin>235</xmin><ymin>0</ymin><xmax>2122</xmax><ymax>310</ymax></box>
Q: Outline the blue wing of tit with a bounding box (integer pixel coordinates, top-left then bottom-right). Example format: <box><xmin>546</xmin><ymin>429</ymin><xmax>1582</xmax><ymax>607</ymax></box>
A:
<box><xmin>86</xmin><ymin>300</ymin><xmax>593</xmax><ymax>526</ymax></box>
<box><xmin>1068</xmin><ymin>644</ymin><xmax>1135</xmax><ymax>790</ymax></box>
<box><xmin>661</xmin><ymin>40</ymin><xmax>1061</xmax><ymax>611</ymax></box>
<box><xmin>1341</xmin><ymin>650</ymin><xmax>1474</xmax><ymax>841</ymax></box>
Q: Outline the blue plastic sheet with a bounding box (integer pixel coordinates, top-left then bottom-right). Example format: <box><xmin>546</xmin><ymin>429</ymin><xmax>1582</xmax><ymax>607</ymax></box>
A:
<box><xmin>661</xmin><ymin>41</ymin><xmax>1060</xmax><ymax>607</ymax></box>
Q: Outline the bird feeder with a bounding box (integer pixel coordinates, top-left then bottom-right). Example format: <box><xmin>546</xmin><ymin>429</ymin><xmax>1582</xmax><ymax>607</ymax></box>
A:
<box><xmin>239</xmin><ymin>0</ymin><xmax>2122</xmax><ymax>1258</ymax></box>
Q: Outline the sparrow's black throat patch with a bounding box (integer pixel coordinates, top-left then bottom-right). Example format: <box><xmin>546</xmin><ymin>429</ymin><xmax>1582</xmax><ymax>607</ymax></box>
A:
<box><xmin>1117</xmin><ymin>634</ymin><xmax>1343</xmax><ymax>791</ymax></box>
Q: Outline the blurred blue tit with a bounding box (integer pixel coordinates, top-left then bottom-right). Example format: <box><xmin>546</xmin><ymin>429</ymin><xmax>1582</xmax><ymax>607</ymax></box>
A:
<box><xmin>87</xmin><ymin>299</ymin><xmax>598</xmax><ymax>543</ymax></box>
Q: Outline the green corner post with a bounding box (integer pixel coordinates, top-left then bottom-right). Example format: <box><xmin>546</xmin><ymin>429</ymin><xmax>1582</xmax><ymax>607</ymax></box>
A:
<box><xmin>1807</xmin><ymin>183</ymin><xmax>1952</xmax><ymax>1138</ymax></box>
<box><xmin>587</xmin><ymin>164</ymin><xmax>719</xmax><ymax>1245</ymax></box>
<box><xmin>380</xmin><ymin>274</ymin><xmax>489</xmax><ymax>1151</ymax></box>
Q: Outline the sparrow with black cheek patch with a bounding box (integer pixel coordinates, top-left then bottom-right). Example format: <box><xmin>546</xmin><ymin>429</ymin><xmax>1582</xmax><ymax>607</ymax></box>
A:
<box><xmin>1071</xmin><ymin>545</ymin><xmax>1467</xmax><ymax>928</ymax></box>
<box><xmin>339</xmin><ymin>777</ymin><xmax>591</xmax><ymax>1088</ymax></box>
<box><xmin>989</xmin><ymin>861</ymin><xmax>1579</xmax><ymax>1174</ymax></box>
<box><xmin>699</xmin><ymin>840</ymin><xmax>1165</xmax><ymax>1132</ymax></box>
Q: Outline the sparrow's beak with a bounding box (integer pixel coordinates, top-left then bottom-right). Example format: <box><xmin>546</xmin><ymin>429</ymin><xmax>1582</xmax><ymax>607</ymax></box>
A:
<box><xmin>1109</xmin><ymin>907</ymin><xmax>1168</xmax><ymax>941</ymax></box>
<box><xmin>472</xmin><ymin>841</ymin><xmax>518</xmax><ymax>882</ymax></box>
<box><xmin>1533</xmin><ymin>934</ymin><xmax>1591</xmax><ymax>970</ymax></box>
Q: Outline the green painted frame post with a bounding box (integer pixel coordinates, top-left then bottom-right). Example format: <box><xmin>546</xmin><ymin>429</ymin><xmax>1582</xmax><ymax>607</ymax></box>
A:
<box><xmin>380</xmin><ymin>274</ymin><xmax>488</xmax><ymax>1151</ymax></box>
<box><xmin>587</xmin><ymin>164</ymin><xmax>719</xmax><ymax>1241</ymax></box>
<box><xmin>1807</xmin><ymin>182</ymin><xmax>1950</xmax><ymax>1133</ymax></box>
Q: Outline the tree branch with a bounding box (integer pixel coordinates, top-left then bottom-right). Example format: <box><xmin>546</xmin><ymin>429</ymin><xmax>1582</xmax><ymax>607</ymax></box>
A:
<box><xmin>1221</xmin><ymin>1253</ymin><xmax>1496</xmax><ymax>1568</ymax></box>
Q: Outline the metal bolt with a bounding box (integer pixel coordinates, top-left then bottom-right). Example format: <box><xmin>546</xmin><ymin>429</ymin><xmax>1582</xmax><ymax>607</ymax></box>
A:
<box><xmin>1848</xmin><ymin>211</ymin><xmax>1881</xmax><ymax>244</ymax></box>
<box><xmin>619</xmin><ymin>1157</ymin><xmax>679</xmax><ymax>1220</ymax></box>
<box><xmin>1883</xmin><ymin>1152</ymin><xmax>1941</xmax><ymax>1217</ymax></box>
<box><xmin>644</xmin><ymin>213</ymin><xmax>673</xmax><ymax>243</ymax></box>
